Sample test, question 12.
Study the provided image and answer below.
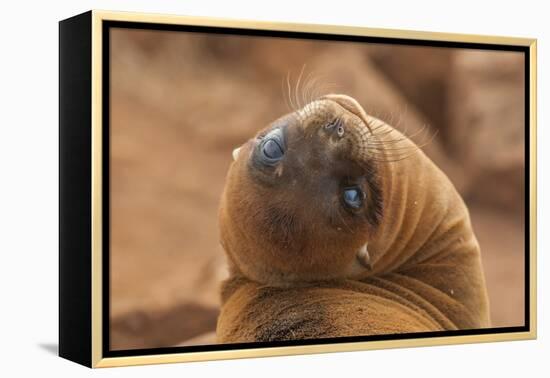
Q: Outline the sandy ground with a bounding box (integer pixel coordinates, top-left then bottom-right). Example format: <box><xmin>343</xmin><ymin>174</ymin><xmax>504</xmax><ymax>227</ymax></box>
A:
<box><xmin>108</xmin><ymin>29</ymin><xmax>526</xmax><ymax>350</ymax></box>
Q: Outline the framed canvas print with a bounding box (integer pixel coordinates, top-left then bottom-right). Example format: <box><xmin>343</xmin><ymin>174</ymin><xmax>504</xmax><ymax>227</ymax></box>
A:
<box><xmin>59</xmin><ymin>10</ymin><xmax>537</xmax><ymax>368</ymax></box>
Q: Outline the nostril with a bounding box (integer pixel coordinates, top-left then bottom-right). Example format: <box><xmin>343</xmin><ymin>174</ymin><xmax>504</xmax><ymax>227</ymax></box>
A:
<box><xmin>337</xmin><ymin>125</ymin><xmax>345</xmax><ymax>137</ymax></box>
<box><xmin>324</xmin><ymin>118</ymin><xmax>340</xmax><ymax>130</ymax></box>
<box><xmin>323</xmin><ymin>94</ymin><xmax>373</xmax><ymax>133</ymax></box>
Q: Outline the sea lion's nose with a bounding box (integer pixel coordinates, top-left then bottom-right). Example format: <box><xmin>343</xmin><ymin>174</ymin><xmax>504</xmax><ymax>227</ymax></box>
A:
<box><xmin>321</xmin><ymin>94</ymin><xmax>373</xmax><ymax>133</ymax></box>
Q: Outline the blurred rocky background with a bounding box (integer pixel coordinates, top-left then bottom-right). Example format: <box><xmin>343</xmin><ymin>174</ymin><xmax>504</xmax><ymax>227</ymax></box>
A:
<box><xmin>109</xmin><ymin>28</ymin><xmax>526</xmax><ymax>350</ymax></box>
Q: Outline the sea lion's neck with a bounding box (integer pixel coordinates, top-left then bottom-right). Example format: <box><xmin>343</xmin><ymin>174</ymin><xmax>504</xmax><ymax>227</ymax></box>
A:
<box><xmin>364</xmin><ymin>124</ymin><xmax>470</xmax><ymax>275</ymax></box>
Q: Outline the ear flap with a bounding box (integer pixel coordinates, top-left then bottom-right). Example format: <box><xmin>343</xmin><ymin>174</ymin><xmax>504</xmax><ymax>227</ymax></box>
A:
<box><xmin>321</xmin><ymin>94</ymin><xmax>373</xmax><ymax>133</ymax></box>
<box><xmin>357</xmin><ymin>243</ymin><xmax>373</xmax><ymax>271</ymax></box>
<box><xmin>232</xmin><ymin>146</ymin><xmax>241</xmax><ymax>161</ymax></box>
<box><xmin>345</xmin><ymin>243</ymin><xmax>374</xmax><ymax>278</ymax></box>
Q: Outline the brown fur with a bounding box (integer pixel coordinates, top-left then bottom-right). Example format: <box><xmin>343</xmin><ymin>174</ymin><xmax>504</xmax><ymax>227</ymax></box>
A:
<box><xmin>217</xmin><ymin>94</ymin><xmax>490</xmax><ymax>342</ymax></box>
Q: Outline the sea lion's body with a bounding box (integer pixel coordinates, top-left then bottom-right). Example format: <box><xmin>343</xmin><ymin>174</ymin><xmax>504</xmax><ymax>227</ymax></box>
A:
<box><xmin>217</xmin><ymin>95</ymin><xmax>489</xmax><ymax>342</ymax></box>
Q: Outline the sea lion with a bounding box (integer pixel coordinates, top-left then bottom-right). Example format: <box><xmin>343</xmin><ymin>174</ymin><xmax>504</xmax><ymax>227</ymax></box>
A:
<box><xmin>217</xmin><ymin>94</ymin><xmax>490</xmax><ymax>343</ymax></box>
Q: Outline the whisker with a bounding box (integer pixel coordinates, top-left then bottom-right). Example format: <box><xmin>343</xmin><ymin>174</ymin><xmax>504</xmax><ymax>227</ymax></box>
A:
<box><xmin>305</xmin><ymin>72</ymin><xmax>323</xmax><ymax>104</ymax></box>
<box><xmin>370</xmin><ymin>126</ymin><xmax>396</xmax><ymax>138</ymax></box>
<box><xmin>280</xmin><ymin>75</ymin><xmax>293</xmax><ymax>112</ymax></box>
<box><xmin>303</xmin><ymin>73</ymin><xmax>319</xmax><ymax>118</ymax></box>
<box><xmin>368</xmin><ymin>145</ymin><xmax>422</xmax><ymax>152</ymax></box>
<box><xmin>294</xmin><ymin>64</ymin><xmax>306</xmax><ymax>110</ymax></box>
<box><xmin>395</xmin><ymin>105</ymin><xmax>410</xmax><ymax>134</ymax></box>
<box><xmin>286</xmin><ymin>71</ymin><xmax>296</xmax><ymax>111</ymax></box>
<box><xmin>369</xmin><ymin>121</ymin><xmax>392</xmax><ymax>133</ymax></box>
<box><xmin>367</xmin><ymin>128</ymin><xmax>439</xmax><ymax>163</ymax></box>
<box><xmin>315</xmin><ymin>81</ymin><xmax>338</xmax><ymax>100</ymax></box>
<box><xmin>367</xmin><ymin>153</ymin><xmax>422</xmax><ymax>163</ymax></box>
<box><xmin>412</xmin><ymin>128</ymin><xmax>439</xmax><ymax>149</ymax></box>
<box><xmin>370</xmin><ymin>123</ymin><xmax>431</xmax><ymax>146</ymax></box>
<box><xmin>301</xmin><ymin>70</ymin><xmax>316</xmax><ymax>109</ymax></box>
<box><xmin>307</xmin><ymin>73</ymin><xmax>325</xmax><ymax>105</ymax></box>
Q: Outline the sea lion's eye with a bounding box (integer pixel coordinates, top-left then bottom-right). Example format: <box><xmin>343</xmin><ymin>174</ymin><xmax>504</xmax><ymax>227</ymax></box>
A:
<box><xmin>342</xmin><ymin>187</ymin><xmax>364</xmax><ymax>209</ymax></box>
<box><xmin>259</xmin><ymin>128</ymin><xmax>285</xmax><ymax>165</ymax></box>
<box><xmin>262</xmin><ymin>139</ymin><xmax>283</xmax><ymax>160</ymax></box>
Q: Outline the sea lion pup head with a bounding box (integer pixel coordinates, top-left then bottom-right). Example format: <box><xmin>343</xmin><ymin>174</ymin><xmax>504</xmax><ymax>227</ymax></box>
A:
<box><xmin>219</xmin><ymin>94</ymin><xmax>390</xmax><ymax>286</ymax></box>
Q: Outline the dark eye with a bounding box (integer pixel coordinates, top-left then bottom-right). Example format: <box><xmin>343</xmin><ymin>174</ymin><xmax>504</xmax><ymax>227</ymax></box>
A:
<box><xmin>262</xmin><ymin>139</ymin><xmax>283</xmax><ymax>160</ymax></box>
<box><xmin>259</xmin><ymin>128</ymin><xmax>285</xmax><ymax>165</ymax></box>
<box><xmin>343</xmin><ymin>187</ymin><xmax>364</xmax><ymax>209</ymax></box>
